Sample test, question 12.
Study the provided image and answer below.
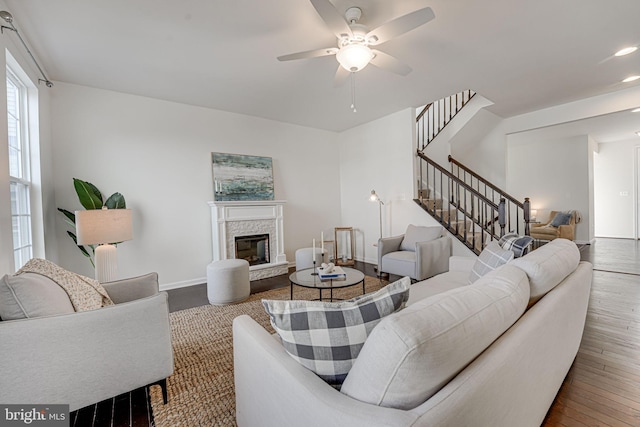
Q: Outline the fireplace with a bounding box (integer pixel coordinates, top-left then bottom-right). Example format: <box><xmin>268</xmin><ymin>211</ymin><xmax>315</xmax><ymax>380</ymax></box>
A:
<box><xmin>235</xmin><ymin>234</ymin><xmax>270</xmax><ymax>266</ymax></box>
<box><xmin>209</xmin><ymin>200</ymin><xmax>288</xmax><ymax>280</ymax></box>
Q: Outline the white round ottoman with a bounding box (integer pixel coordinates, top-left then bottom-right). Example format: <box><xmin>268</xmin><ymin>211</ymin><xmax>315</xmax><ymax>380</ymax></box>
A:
<box><xmin>295</xmin><ymin>247</ymin><xmax>325</xmax><ymax>271</ymax></box>
<box><xmin>206</xmin><ymin>259</ymin><xmax>250</xmax><ymax>305</ymax></box>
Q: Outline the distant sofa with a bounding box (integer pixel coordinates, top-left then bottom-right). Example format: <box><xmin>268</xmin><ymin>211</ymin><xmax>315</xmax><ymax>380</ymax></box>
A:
<box><xmin>0</xmin><ymin>270</ymin><xmax>174</xmax><ymax>411</ymax></box>
<box><xmin>233</xmin><ymin>239</ymin><xmax>592</xmax><ymax>427</ymax></box>
<box><xmin>530</xmin><ymin>210</ymin><xmax>578</xmax><ymax>242</ymax></box>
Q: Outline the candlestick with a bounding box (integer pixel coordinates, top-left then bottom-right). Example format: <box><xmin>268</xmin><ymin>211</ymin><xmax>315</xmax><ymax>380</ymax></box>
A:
<box><xmin>312</xmin><ymin>238</ymin><xmax>318</xmax><ymax>275</ymax></box>
<box><xmin>321</xmin><ymin>232</ymin><xmax>324</xmax><ymax>254</ymax></box>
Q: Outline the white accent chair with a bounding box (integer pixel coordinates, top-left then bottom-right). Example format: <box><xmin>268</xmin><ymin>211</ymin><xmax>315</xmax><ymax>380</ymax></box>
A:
<box><xmin>0</xmin><ymin>272</ymin><xmax>173</xmax><ymax>411</ymax></box>
<box><xmin>378</xmin><ymin>225</ymin><xmax>451</xmax><ymax>281</ymax></box>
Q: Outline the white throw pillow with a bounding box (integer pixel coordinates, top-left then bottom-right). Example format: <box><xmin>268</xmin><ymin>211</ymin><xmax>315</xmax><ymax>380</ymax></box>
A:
<box><xmin>468</xmin><ymin>241</ymin><xmax>514</xmax><ymax>284</ymax></box>
<box><xmin>0</xmin><ymin>273</ymin><xmax>75</xmax><ymax>320</ymax></box>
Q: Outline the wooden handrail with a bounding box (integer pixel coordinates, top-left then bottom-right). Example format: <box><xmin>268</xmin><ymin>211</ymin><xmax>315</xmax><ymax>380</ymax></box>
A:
<box><xmin>416</xmin><ymin>90</ymin><xmax>476</xmax><ymax>150</ymax></box>
<box><xmin>448</xmin><ymin>155</ymin><xmax>524</xmax><ymax>208</ymax></box>
<box><xmin>417</xmin><ymin>151</ymin><xmax>498</xmax><ymax>210</ymax></box>
<box><xmin>416</xmin><ymin>102</ymin><xmax>433</xmax><ymax>121</ymax></box>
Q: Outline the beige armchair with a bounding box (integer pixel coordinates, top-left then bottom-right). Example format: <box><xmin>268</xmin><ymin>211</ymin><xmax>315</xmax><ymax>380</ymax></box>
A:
<box><xmin>0</xmin><ymin>271</ymin><xmax>174</xmax><ymax>411</ymax></box>
<box><xmin>530</xmin><ymin>210</ymin><xmax>577</xmax><ymax>242</ymax></box>
<box><xmin>378</xmin><ymin>224</ymin><xmax>451</xmax><ymax>281</ymax></box>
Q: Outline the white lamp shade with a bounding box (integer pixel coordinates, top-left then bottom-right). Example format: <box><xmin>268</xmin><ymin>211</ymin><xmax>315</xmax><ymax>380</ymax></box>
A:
<box><xmin>75</xmin><ymin>209</ymin><xmax>133</xmax><ymax>245</ymax></box>
<box><xmin>336</xmin><ymin>44</ymin><xmax>374</xmax><ymax>72</ymax></box>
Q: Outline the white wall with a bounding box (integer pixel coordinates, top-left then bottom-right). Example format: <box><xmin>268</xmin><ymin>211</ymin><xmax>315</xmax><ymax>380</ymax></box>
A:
<box><xmin>506</xmin><ymin>135</ymin><xmax>593</xmax><ymax>243</ymax></box>
<box><xmin>593</xmin><ymin>139</ymin><xmax>638</xmax><ymax>238</ymax></box>
<box><xmin>450</xmin><ymin>110</ymin><xmax>507</xmax><ymax>189</ymax></box>
<box><xmin>50</xmin><ymin>83</ymin><xmax>341</xmax><ymax>288</ymax></box>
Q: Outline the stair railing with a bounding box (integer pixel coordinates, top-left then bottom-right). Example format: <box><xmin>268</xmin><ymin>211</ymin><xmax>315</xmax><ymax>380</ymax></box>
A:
<box><xmin>416</xmin><ymin>90</ymin><xmax>476</xmax><ymax>150</ymax></box>
<box><xmin>448</xmin><ymin>155</ymin><xmax>532</xmax><ymax>236</ymax></box>
<box><xmin>416</xmin><ymin>151</ymin><xmax>506</xmax><ymax>254</ymax></box>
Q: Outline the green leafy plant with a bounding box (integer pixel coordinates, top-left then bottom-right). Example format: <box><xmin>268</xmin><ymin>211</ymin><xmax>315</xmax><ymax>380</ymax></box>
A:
<box><xmin>58</xmin><ymin>178</ymin><xmax>126</xmax><ymax>267</ymax></box>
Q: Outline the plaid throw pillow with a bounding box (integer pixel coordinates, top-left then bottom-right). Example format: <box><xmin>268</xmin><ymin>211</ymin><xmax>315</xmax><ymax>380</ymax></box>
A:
<box><xmin>262</xmin><ymin>277</ymin><xmax>410</xmax><ymax>387</ymax></box>
<box><xmin>499</xmin><ymin>233</ymin><xmax>534</xmax><ymax>258</ymax></box>
<box><xmin>468</xmin><ymin>241</ymin><xmax>514</xmax><ymax>284</ymax></box>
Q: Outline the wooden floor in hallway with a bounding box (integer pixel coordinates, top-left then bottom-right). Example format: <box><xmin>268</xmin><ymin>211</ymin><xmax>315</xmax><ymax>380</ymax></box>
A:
<box><xmin>542</xmin><ymin>238</ymin><xmax>640</xmax><ymax>426</ymax></box>
<box><xmin>70</xmin><ymin>238</ymin><xmax>640</xmax><ymax>427</ymax></box>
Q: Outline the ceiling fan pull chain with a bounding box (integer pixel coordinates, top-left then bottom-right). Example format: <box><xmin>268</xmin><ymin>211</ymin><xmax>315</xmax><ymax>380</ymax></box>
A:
<box><xmin>351</xmin><ymin>72</ymin><xmax>357</xmax><ymax>113</ymax></box>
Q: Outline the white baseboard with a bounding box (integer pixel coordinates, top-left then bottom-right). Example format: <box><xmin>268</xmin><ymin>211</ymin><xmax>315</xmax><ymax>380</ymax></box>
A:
<box><xmin>160</xmin><ymin>277</ymin><xmax>206</xmax><ymax>291</ymax></box>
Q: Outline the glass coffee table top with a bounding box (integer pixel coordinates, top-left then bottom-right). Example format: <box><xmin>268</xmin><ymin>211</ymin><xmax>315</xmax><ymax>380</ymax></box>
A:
<box><xmin>288</xmin><ymin>267</ymin><xmax>366</xmax><ymax>301</ymax></box>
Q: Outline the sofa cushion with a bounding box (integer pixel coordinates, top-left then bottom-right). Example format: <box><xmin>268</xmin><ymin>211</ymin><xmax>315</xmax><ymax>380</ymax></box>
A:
<box><xmin>468</xmin><ymin>241</ymin><xmax>514</xmax><ymax>284</ymax></box>
<box><xmin>400</xmin><ymin>225</ymin><xmax>442</xmax><ymax>252</ymax></box>
<box><xmin>510</xmin><ymin>238</ymin><xmax>580</xmax><ymax>305</ymax></box>
<box><xmin>340</xmin><ymin>265</ymin><xmax>529</xmax><ymax>410</ymax></box>
<box><xmin>499</xmin><ymin>233</ymin><xmax>534</xmax><ymax>258</ymax></box>
<box><xmin>0</xmin><ymin>273</ymin><xmax>75</xmax><ymax>320</ymax></box>
<box><xmin>406</xmin><ymin>271</ymin><xmax>469</xmax><ymax>306</ymax></box>
<box><xmin>262</xmin><ymin>277</ymin><xmax>410</xmax><ymax>387</ymax></box>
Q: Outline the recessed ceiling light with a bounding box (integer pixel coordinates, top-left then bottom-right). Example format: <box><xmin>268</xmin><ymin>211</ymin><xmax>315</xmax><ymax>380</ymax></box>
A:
<box><xmin>632</xmin><ymin>108</ymin><xmax>640</xmax><ymax>113</ymax></box>
<box><xmin>622</xmin><ymin>75</ymin><xmax>640</xmax><ymax>83</ymax></box>
<box><xmin>615</xmin><ymin>46</ymin><xmax>638</xmax><ymax>56</ymax></box>
<box><xmin>636</xmin><ymin>131</ymin><xmax>640</xmax><ymax>137</ymax></box>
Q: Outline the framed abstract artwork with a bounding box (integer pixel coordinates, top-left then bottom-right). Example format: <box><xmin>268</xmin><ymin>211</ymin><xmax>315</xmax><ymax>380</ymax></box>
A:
<box><xmin>211</xmin><ymin>152</ymin><xmax>274</xmax><ymax>201</ymax></box>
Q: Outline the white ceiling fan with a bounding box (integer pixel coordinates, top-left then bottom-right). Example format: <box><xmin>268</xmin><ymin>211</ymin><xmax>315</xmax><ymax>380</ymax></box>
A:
<box><xmin>278</xmin><ymin>0</ymin><xmax>435</xmax><ymax>86</ymax></box>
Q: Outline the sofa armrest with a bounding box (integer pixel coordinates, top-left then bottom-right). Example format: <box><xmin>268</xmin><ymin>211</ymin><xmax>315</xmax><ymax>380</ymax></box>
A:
<box><xmin>0</xmin><ymin>292</ymin><xmax>173</xmax><ymax>411</ymax></box>
<box><xmin>415</xmin><ymin>236</ymin><xmax>451</xmax><ymax>280</ymax></box>
<box><xmin>448</xmin><ymin>256</ymin><xmax>477</xmax><ymax>273</ymax></box>
<box><xmin>102</xmin><ymin>272</ymin><xmax>159</xmax><ymax>304</ymax></box>
<box><xmin>233</xmin><ymin>315</ymin><xmax>417</xmax><ymax>427</ymax></box>
<box><xmin>558</xmin><ymin>225</ymin><xmax>575</xmax><ymax>240</ymax></box>
<box><xmin>378</xmin><ymin>235</ymin><xmax>404</xmax><ymax>267</ymax></box>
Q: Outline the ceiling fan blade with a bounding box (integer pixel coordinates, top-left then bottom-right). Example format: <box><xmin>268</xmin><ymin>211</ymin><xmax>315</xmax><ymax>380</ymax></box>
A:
<box><xmin>370</xmin><ymin>50</ymin><xmax>412</xmax><ymax>76</ymax></box>
<box><xmin>277</xmin><ymin>47</ymin><xmax>338</xmax><ymax>61</ymax></box>
<box><xmin>310</xmin><ymin>0</ymin><xmax>353</xmax><ymax>39</ymax></box>
<box><xmin>334</xmin><ymin>66</ymin><xmax>350</xmax><ymax>87</ymax></box>
<box><xmin>366</xmin><ymin>7</ymin><xmax>435</xmax><ymax>46</ymax></box>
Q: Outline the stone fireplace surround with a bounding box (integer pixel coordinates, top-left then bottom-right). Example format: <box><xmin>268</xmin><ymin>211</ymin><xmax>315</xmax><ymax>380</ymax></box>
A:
<box><xmin>208</xmin><ymin>200</ymin><xmax>288</xmax><ymax>281</ymax></box>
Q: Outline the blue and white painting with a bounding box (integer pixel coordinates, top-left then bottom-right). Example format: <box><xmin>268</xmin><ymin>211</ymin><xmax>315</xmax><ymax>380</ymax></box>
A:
<box><xmin>212</xmin><ymin>153</ymin><xmax>274</xmax><ymax>201</ymax></box>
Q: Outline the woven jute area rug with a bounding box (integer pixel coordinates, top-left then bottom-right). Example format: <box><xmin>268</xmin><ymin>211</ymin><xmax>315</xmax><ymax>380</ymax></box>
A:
<box><xmin>149</xmin><ymin>276</ymin><xmax>387</xmax><ymax>427</ymax></box>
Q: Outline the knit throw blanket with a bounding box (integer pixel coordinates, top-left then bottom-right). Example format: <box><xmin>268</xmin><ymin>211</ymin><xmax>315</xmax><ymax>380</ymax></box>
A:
<box><xmin>17</xmin><ymin>258</ymin><xmax>114</xmax><ymax>311</ymax></box>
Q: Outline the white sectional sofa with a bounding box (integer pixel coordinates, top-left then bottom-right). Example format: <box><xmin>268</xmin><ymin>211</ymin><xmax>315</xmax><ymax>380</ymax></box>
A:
<box><xmin>233</xmin><ymin>239</ymin><xmax>592</xmax><ymax>427</ymax></box>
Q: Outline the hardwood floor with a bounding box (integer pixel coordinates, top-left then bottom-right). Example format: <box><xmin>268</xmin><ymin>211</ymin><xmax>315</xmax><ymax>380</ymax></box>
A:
<box><xmin>71</xmin><ymin>239</ymin><xmax>640</xmax><ymax>426</ymax></box>
<box><xmin>542</xmin><ymin>238</ymin><xmax>640</xmax><ymax>427</ymax></box>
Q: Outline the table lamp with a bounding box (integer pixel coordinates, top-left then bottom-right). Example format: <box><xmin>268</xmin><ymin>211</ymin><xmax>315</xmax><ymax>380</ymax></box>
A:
<box><xmin>75</xmin><ymin>207</ymin><xmax>133</xmax><ymax>283</ymax></box>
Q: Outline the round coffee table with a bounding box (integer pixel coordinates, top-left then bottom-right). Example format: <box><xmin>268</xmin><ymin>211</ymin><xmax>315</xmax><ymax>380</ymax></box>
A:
<box><xmin>289</xmin><ymin>267</ymin><xmax>366</xmax><ymax>301</ymax></box>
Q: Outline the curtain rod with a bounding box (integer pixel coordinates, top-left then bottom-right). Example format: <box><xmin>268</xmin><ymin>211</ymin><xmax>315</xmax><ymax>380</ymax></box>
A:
<box><xmin>0</xmin><ymin>10</ymin><xmax>53</xmax><ymax>87</ymax></box>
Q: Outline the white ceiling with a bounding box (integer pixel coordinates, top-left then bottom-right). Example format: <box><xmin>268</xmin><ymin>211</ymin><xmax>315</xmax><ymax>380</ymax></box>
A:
<box><xmin>4</xmin><ymin>0</ymin><xmax>640</xmax><ymax>132</ymax></box>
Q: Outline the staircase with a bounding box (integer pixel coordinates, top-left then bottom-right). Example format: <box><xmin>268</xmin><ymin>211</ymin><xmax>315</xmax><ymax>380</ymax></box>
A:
<box><xmin>416</xmin><ymin>90</ymin><xmax>475</xmax><ymax>150</ymax></box>
<box><xmin>414</xmin><ymin>91</ymin><xmax>531</xmax><ymax>255</ymax></box>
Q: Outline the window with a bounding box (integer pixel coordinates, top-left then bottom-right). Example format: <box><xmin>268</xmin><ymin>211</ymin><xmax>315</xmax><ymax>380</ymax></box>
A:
<box><xmin>7</xmin><ymin>67</ymin><xmax>32</xmax><ymax>271</ymax></box>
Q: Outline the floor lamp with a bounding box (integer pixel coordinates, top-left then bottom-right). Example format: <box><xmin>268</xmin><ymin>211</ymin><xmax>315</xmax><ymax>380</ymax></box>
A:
<box><xmin>76</xmin><ymin>207</ymin><xmax>133</xmax><ymax>283</ymax></box>
<box><xmin>370</xmin><ymin>190</ymin><xmax>386</xmax><ymax>276</ymax></box>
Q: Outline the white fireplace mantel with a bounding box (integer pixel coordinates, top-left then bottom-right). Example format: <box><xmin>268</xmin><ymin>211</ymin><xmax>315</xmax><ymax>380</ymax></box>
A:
<box><xmin>208</xmin><ymin>200</ymin><xmax>288</xmax><ymax>280</ymax></box>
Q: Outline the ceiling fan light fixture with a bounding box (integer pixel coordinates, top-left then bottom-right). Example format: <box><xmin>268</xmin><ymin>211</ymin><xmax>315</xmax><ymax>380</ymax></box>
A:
<box><xmin>336</xmin><ymin>43</ymin><xmax>374</xmax><ymax>72</ymax></box>
<box><xmin>615</xmin><ymin>46</ymin><xmax>638</xmax><ymax>57</ymax></box>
